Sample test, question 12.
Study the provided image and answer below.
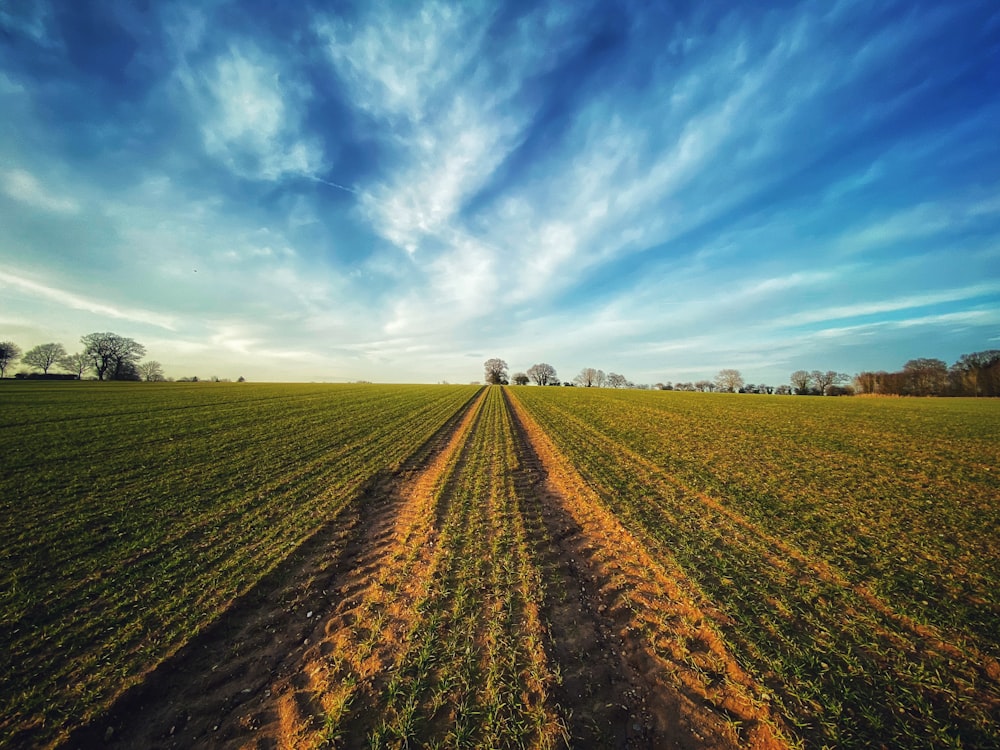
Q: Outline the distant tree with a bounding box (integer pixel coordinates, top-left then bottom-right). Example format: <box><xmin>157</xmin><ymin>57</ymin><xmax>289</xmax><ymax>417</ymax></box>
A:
<box><xmin>0</xmin><ymin>341</ymin><xmax>22</xmax><ymax>378</ymax></box>
<box><xmin>22</xmin><ymin>343</ymin><xmax>67</xmax><ymax>374</ymax></box>
<box><xmin>606</xmin><ymin>372</ymin><xmax>627</xmax><ymax>388</ymax></box>
<box><xmin>902</xmin><ymin>358</ymin><xmax>948</xmax><ymax>396</ymax></box>
<box><xmin>483</xmin><ymin>357</ymin><xmax>508</xmax><ymax>385</ymax></box>
<box><xmin>790</xmin><ymin>370</ymin><xmax>812</xmax><ymax>395</ymax></box>
<box><xmin>694</xmin><ymin>380</ymin><xmax>713</xmax><ymax>392</ymax></box>
<box><xmin>511</xmin><ymin>372</ymin><xmax>529</xmax><ymax>386</ymax></box>
<box><xmin>237</xmin><ymin>376</ymin><xmax>246</xmax><ymax>383</ymax></box>
<box><xmin>527</xmin><ymin>363</ymin><xmax>558</xmax><ymax>386</ymax></box>
<box><xmin>853</xmin><ymin>371</ymin><xmax>879</xmax><ymax>395</ymax></box>
<box><xmin>775</xmin><ymin>385</ymin><xmax>792</xmax><ymax>395</ymax></box>
<box><xmin>137</xmin><ymin>360</ymin><xmax>165</xmax><ymax>382</ymax></box>
<box><xmin>574</xmin><ymin>367</ymin><xmax>600</xmax><ymax>387</ymax></box>
<box><xmin>595</xmin><ymin>369</ymin><xmax>607</xmax><ymax>388</ymax></box>
<box><xmin>951</xmin><ymin>350</ymin><xmax>1000</xmax><ymax>397</ymax></box>
<box><xmin>714</xmin><ymin>369</ymin><xmax>744</xmax><ymax>393</ymax></box>
<box><xmin>811</xmin><ymin>370</ymin><xmax>847</xmax><ymax>395</ymax></box>
<box><xmin>81</xmin><ymin>332</ymin><xmax>146</xmax><ymax>381</ymax></box>
<box><xmin>59</xmin><ymin>351</ymin><xmax>90</xmax><ymax>379</ymax></box>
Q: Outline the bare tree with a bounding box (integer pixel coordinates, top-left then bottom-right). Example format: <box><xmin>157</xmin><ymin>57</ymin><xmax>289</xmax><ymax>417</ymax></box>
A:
<box><xmin>22</xmin><ymin>343</ymin><xmax>67</xmax><ymax>374</ymax></box>
<box><xmin>789</xmin><ymin>370</ymin><xmax>812</xmax><ymax>395</ymax></box>
<box><xmin>511</xmin><ymin>372</ymin><xmax>529</xmax><ymax>385</ymax></box>
<box><xmin>952</xmin><ymin>350</ymin><xmax>1000</xmax><ymax>397</ymax></box>
<box><xmin>137</xmin><ymin>360</ymin><xmax>165</xmax><ymax>382</ymax></box>
<box><xmin>606</xmin><ymin>372</ymin><xmax>628</xmax><ymax>388</ymax></box>
<box><xmin>59</xmin><ymin>351</ymin><xmax>90</xmax><ymax>379</ymax></box>
<box><xmin>527</xmin><ymin>362</ymin><xmax>558</xmax><ymax>386</ymax></box>
<box><xmin>902</xmin><ymin>358</ymin><xmax>948</xmax><ymax>396</ymax></box>
<box><xmin>82</xmin><ymin>332</ymin><xmax>146</xmax><ymax>381</ymax></box>
<box><xmin>483</xmin><ymin>357</ymin><xmax>508</xmax><ymax>385</ymax></box>
<box><xmin>714</xmin><ymin>369</ymin><xmax>744</xmax><ymax>393</ymax></box>
<box><xmin>595</xmin><ymin>369</ymin><xmax>607</xmax><ymax>388</ymax></box>
<box><xmin>0</xmin><ymin>341</ymin><xmax>22</xmax><ymax>378</ymax></box>
<box><xmin>573</xmin><ymin>367</ymin><xmax>600</xmax><ymax>387</ymax></box>
<box><xmin>811</xmin><ymin>370</ymin><xmax>847</xmax><ymax>395</ymax></box>
<box><xmin>853</xmin><ymin>371</ymin><xmax>879</xmax><ymax>395</ymax></box>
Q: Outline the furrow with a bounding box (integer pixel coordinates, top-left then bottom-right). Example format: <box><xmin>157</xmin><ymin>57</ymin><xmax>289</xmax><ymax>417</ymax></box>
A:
<box><xmin>505</xmin><ymin>389</ymin><xmax>791</xmax><ymax>750</ymax></box>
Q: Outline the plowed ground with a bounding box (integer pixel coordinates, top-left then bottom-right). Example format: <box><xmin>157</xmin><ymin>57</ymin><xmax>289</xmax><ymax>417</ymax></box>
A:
<box><xmin>64</xmin><ymin>387</ymin><xmax>788</xmax><ymax>749</ymax></box>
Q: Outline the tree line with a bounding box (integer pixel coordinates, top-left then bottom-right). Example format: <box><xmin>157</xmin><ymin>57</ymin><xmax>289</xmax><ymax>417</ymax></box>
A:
<box><xmin>484</xmin><ymin>349</ymin><xmax>1000</xmax><ymax>397</ymax></box>
<box><xmin>484</xmin><ymin>359</ymin><xmax>637</xmax><ymax>389</ymax></box>
<box><xmin>0</xmin><ymin>333</ymin><xmax>250</xmax><ymax>383</ymax></box>
<box><xmin>0</xmin><ymin>333</ymin><xmax>162</xmax><ymax>381</ymax></box>
<box><xmin>853</xmin><ymin>352</ymin><xmax>1000</xmax><ymax>397</ymax></box>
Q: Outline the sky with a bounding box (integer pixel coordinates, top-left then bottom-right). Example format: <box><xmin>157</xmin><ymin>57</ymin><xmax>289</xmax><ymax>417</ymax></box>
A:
<box><xmin>1</xmin><ymin>0</ymin><xmax>999</xmax><ymax>385</ymax></box>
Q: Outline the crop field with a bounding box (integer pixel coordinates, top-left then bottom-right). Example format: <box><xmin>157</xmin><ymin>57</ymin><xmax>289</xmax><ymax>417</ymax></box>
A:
<box><xmin>1</xmin><ymin>382</ymin><xmax>998</xmax><ymax>748</ymax></box>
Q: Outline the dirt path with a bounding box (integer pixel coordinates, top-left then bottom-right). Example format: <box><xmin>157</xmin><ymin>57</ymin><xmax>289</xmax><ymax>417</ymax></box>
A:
<box><xmin>504</xmin><ymin>390</ymin><xmax>789</xmax><ymax>750</ymax></box>
<box><xmin>65</xmin><ymin>388</ymin><xmax>790</xmax><ymax>749</ymax></box>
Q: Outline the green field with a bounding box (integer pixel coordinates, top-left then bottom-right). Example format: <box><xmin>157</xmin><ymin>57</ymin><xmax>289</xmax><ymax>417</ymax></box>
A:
<box><xmin>0</xmin><ymin>381</ymin><xmax>480</xmax><ymax>747</ymax></box>
<box><xmin>510</xmin><ymin>388</ymin><xmax>1000</xmax><ymax>747</ymax></box>
<box><xmin>1</xmin><ymin>382</ymin><xmax>998</xmax><ymax>748</ymax></box>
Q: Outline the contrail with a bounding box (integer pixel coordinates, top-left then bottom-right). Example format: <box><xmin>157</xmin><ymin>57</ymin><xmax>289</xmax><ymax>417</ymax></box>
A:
<box><xmin>308</xmin><ymin>175</ymin><xmax>358</xmax><ymax>194</ymax></box>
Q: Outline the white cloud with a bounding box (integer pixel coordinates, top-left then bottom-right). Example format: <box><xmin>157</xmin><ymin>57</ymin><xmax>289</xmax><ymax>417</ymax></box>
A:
<box><xmin>778</xmin><ymin>283</ymin><xmax>1000</xmax><ymax>332</ymax></box>
<box><xmin>181</xmin><ymin>44</ymin><xmax>322</xmax><ymax>181</ymax></box>
<box><xmin>811</xmin><ymin>308</ymin><xmax>1000</xmax><ymax>341</ymax></box>
<box><xmin>318</xmin><ymin>3</ymin><xmax>488</xmax><ymax>123</ymax></box>
<box><xmin>2</xmin><ymin>169</ymin><xmax>79</xmax><ymax>213</ymax></box>
<box><xmin>0</xmin><ymin>268</ymin><xmax>177</xmax><ymax>329</ymax></box>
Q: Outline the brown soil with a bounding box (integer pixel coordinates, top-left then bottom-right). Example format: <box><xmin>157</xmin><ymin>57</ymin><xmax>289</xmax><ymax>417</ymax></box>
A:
<box><xmin>62</xmin><ymin>389</ymin><xmax>791</xmax><ymax>749</ymax></box>
<box><xmin>504</xmin><ymin>390</ymin><xmax>790</xmax><ymax>750</ymax></box>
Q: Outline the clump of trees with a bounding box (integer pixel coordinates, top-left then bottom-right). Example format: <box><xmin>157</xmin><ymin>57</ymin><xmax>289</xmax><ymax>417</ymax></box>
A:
<box><xmin>1</xmin><ymin>332</ymin><xmax>162</xmax><ymax>381</ymax></box>
<box><xmin>526</xmin><ymin>363</ymin><xmax>558</xmax><ymax>386</ymax></box>
<box><xmin>789</xmin><ymin>370</ymin><xmax>850</xmax><ymax>396</ymax></box>
<box><xmin>854</xmin><ymin>351</ymin><xmax>1000</xmax><ymax>397</ymax></box>
<box><xmin>81</xmin><ymin>332</ymin><xmax>146</xmax><ymax>380</ymax></box>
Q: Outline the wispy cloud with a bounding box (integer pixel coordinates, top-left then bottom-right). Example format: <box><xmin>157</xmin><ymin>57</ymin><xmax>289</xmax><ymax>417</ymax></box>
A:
<box><xmin>0</xmin><ymin>268</ymin><xmax>177</xmax><ymax>330</ymax></box>
<box><xmin>2</xmin><ymin>169</ymin><xmax>79</xmax><ymax>213</ymax></box>
<box><xmin>178</xmin><ymin>43</ymin><xmax>322</xmax><ymax>181</ymax></box>
<box><xmin>784</xmin><ymin>283</ymin><xmax>1000</xmax><ymax>328</ymax></box>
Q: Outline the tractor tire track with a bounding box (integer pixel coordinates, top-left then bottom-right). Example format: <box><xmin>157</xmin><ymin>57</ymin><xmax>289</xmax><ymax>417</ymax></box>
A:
<box><xmin>61</xmin><ymin>387</ymin><xmax>486</xmax><ymax>750</ymax></box>
<box><xmin>505</xmin><ymin>389</ymin><xmax>790</xmax><ymax>750</ymax></box>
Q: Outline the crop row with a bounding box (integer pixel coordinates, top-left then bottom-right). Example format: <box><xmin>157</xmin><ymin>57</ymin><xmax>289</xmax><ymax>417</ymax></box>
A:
<box><xmin>274</xmin><ymin>385</ymin><xmax>564</xmax><ymax>748</ymax></box>
<box><xmin>0</xmin><ymin>382</ymin><xmax>481</xmax><ymax>748</ymax></box>
<box><xmin>509</xmin><ymin>387</ymin><xmax>1000</xmax><ymax>749</ymax></box>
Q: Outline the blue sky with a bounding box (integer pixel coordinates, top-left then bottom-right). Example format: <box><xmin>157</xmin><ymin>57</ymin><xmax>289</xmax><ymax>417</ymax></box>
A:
<box><xmin>1</xmin><ymin>0</ymin><xmax>998</xmax><ymax>384</ymax></box>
